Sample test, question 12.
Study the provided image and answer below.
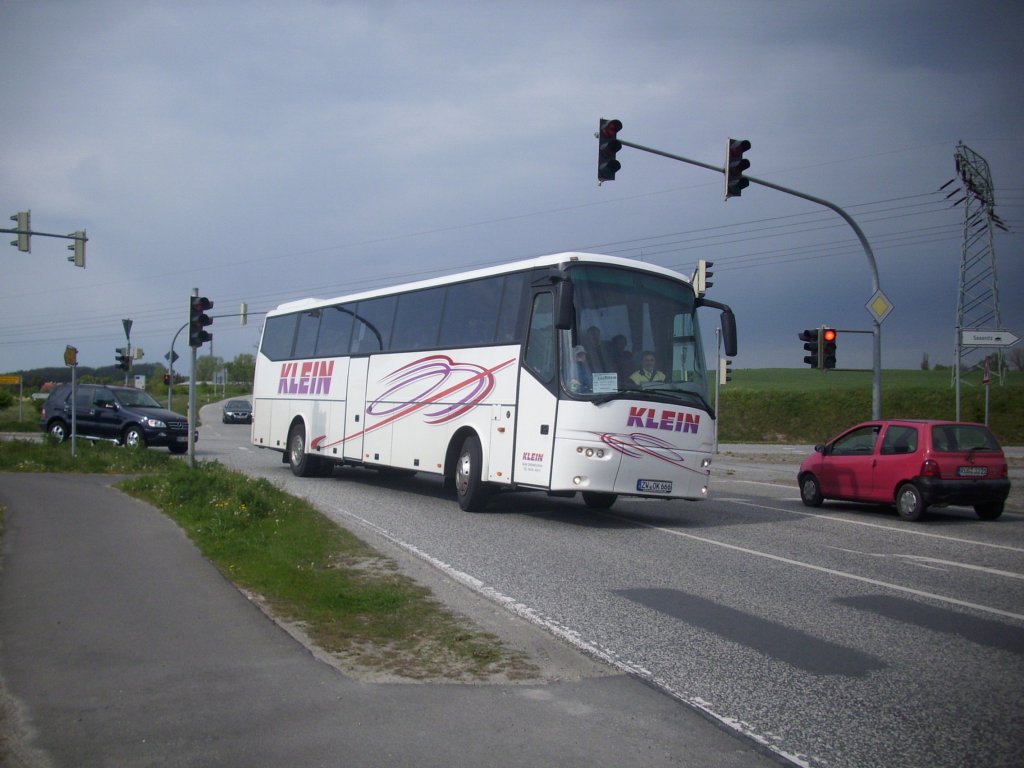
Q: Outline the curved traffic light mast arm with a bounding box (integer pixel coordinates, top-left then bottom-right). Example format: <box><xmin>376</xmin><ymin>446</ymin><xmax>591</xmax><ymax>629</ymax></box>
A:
<box><xmin>617</xmin><ymin>137</ymin><xmax>883</xmax><ymax>420</ymax></box>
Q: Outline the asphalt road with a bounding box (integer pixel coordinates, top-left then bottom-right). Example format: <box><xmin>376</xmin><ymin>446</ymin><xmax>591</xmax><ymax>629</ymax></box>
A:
<box><xmin>199</xmin><ymin>407</ymin><xmax>1024</xmax><ymax>768</ymax></box>
<box><xmin>3</xmin><ymin>409</ymin><xmax>1022</xmax><ymax>768</ymax></box>
<box><xmin>0</xmin><ymin>472</ymin><xmax>782</xmax><ymax>768</ymax></box>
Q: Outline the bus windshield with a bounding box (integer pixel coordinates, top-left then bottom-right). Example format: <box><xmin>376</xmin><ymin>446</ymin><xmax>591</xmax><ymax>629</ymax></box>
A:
<box><xmin>561</xmin><ymin>264</ymin><xmax>709</xmax><ymax>408</ymax></box>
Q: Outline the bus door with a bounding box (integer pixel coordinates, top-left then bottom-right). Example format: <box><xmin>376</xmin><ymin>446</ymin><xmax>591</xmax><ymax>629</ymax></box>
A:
<box><xmin>513</xmin><ymin>291</ymin><xmax>558</xmax><ymax>487</ymax></box>
<box><xmin>344</xmin><ymin>356</ymin><xmax>369</xmax><ymax>461</ymax></box>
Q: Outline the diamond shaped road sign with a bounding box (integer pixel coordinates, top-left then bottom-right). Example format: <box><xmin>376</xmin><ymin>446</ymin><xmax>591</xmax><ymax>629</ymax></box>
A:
<box><xmin>866</xmin><ymin>289</ymin><xmax>894</xmax><ymax>324</ymax></box>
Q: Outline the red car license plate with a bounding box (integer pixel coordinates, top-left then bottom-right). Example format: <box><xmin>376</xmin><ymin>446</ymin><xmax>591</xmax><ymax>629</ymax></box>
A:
<box><xmin>957</xmin><ymin>466</ymin><xmax>988</xmax><ymax>477</ymax></box>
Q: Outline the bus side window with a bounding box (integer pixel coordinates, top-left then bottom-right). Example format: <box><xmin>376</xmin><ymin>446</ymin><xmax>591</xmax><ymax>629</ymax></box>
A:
<box><xmin>524</xmin><ymin>293</ymin><xmax>555</xmax><ymax>381</ymax></box>
<box><xmin>392</xmin><ymin>287</ymin><xmax>444</xmax><ymax>351</ymax></box>
<box><xmin>316</xmin><ymin>304</ymin><xmax>355</xmax><ymax>357</ymax></box>
<box><xmin>260</xmin><ymin>314</ymin><xmax>299</xmax><ymax>361</ymax></box>
<box><xmin>293</xmin><ymin>309</ymin><xmax>321</xmax><ymax>359</ymax></box>
<box><xmin>351</xmin><ymin>295</ymin><xmax>397</xmax><ymax>354</ymax></box>
<box><xmin>439</xmin><ymin>278</ymin><xmax>501</xmax><ymax>347</ymax></box>
<box><xmin>496</xmin><ymin>272</ymin><xmax>529</xmax><ymax>343</ymax></box>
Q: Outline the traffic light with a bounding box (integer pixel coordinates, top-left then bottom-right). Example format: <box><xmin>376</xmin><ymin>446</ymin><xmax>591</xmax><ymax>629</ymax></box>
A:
<box><xmin>67</xmin><ymin>230</ymin><xmax>86</xmax><ymax>268</ymax></box>
<box><xmin>725</xmin><ymin>138</ymin><xmax>751</xmax><ymax>199</ymax></box>
<box><xmin>694</xmin><ymin>259</ymin><xmax>714</xmax><ymax>295</ymax></box>
<box><xmin>163</xmin><ymin>373</ymin><xmax>171</xmax><ymax>386</ymax></box>
<box><xmin>115</xmin><ymin>348</ymin><xmax>132</xmax><ymax>371</ymax></box>
<box><xmin>189</xmin><ymin>295</ymin><xmax>214</xmax><ymax>348</ymax></box>
<box><xmin>597</xmin><ymin>118</ymin><xmax>623</xmax><ymax>182</ymax></box>
<box><xmin>799</xmin><ymin>328</ymin><xmax>820</xmax><ymax>369</ymax></box>
<box><xmin>821</xmin><ymin>327</ymin><xmax>837</xmax><ymax>370</ymax></box>
<box><xmin>9</xmin><ymin>210</ymin><xmax>30</xmax><ymax>252</ymax></box>
<box><xmin>719</xmin><ymin>357</ymin><xmax>732</xmax><ymax>384</ymax></box>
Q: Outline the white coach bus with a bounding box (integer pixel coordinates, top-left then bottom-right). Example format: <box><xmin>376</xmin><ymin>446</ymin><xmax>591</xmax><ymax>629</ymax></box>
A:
<box><xmin>252</xmin><ymin>252</ymin><xmax>737</xmax><ymax>511</ymax></box>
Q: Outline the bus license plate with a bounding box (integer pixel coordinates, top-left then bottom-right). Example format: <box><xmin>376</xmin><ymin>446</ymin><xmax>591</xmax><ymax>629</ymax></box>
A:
<box><xmin>637</xmin><ymin>479</ymin><xmax>673</xmax><ymax>494</ymax></box>
<box><xmin>957</xmin><ymin>466</ymin><xmax>988</xmax><ymax>477</ymax></box>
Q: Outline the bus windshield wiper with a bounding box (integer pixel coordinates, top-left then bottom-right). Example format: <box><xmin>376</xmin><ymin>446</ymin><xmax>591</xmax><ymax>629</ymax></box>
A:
<box><xmin>590</xmin><ymin>385</ymin><xmax>715</xmax><ymax>418</ymax></box>
<box><xmin>590</xmin><ymin>385</ymin><xmax>647</xmax><ymax>405</ymax></box>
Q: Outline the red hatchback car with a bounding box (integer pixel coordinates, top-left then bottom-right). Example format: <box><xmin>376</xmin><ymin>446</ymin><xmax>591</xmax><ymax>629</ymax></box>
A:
<box><xmin>798</xmin><ymin>420</ymin><xmax>1010</xmax><ymax>521</ymax></box>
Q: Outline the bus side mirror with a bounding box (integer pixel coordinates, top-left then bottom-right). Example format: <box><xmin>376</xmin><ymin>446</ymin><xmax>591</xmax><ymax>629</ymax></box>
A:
<box><xmin>555</xmin><ymin>279</ymin><xmax>574</xmax><ymax>331</ymax></box>
<box><xmin>720</xmin><ymin>308</ymin><xmax>737</xmax><ymax>357</ymax></box>
<box><xmin>697</xmin><ymin>297</ymin><xmax>738</xmax><ymax>357</ymax></box>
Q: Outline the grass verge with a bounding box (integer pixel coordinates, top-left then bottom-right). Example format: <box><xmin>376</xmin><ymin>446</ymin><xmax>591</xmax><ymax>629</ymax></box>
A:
<box><xmin>0</xmin><ymin>439</ymin><xmax>537</xmax><ymax>682</ymax></box>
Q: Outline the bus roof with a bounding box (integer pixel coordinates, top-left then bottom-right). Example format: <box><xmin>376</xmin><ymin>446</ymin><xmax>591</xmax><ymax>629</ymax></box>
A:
<box><xmin>268</xmin><ymin>251</ymin><xmax>693</xmax><ymax>316</ymax></box>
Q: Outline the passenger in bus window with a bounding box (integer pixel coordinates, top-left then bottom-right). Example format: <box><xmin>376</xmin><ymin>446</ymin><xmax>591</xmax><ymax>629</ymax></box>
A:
<box><xmin>630</xmin><ymin>351</ymin><xmax>666</xmax><ymax>384</ymax></box>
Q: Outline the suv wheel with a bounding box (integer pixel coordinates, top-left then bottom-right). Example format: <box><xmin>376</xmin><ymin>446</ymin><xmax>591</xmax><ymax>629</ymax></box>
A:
<box><xmin>47</xmin><ymin>420</ymin><xmax>68</xmax><ymax>443</ymax></box>
<box><xmin>123</xmin><ymin>425</ymin><xmax>146</xmax><ymax>449</ymax></box>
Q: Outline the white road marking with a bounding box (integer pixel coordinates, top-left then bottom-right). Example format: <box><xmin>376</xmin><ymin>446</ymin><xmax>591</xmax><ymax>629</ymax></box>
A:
<box><xmin>826</xmin><ymin>547</ymin><xmax>1024</xmax><ymax>580</ymax></box>
<box><xmin>726</xmin><ymin>497</ymin><xmax>1024</xmax><ymax>554</ymax></box>
<box><xmin>608</xmin><ymin>511</ymin><xmax>1024</xmax><ymax>623</ymax></box>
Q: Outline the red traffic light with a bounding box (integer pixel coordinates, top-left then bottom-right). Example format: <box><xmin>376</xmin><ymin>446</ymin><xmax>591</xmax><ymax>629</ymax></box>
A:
<box><xmin>822</xmin><ymin>328</ymin><xmax>837</xmax><ymax>343</ymax></box>
<box><xmin>598</xmin><ymin>118</ymin><xmax>624</xmax><ymax>182</ymax></box>
<box><xmin>189</xmin><ymin>295</ymin><xmax>214</xmax><ymax>348</ymax></box>
<box><xmin>726</xmin><ymin>138</ymin><xmax>751</xmax><ymax>199</ymax></box>
<box><xmin>600</xmin><ymin>119</ymin><xmax>622</xmax><ymax>138</ymax></box>
<box><xmin>728</xmin><ymin>138</ymin><xmax>751</xmax><ymax>158</ymax></box>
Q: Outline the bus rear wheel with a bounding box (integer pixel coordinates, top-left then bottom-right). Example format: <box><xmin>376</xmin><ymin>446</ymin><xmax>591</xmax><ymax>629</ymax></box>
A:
<box><xmin>288</xmin><ymin>423</ymin><xmax>319</xmax><ymax>478</ymax></box>
<box><xmin>455</xmin><ymin>434</ymin><xmax>490</xmax><ymax>512</ymax></box>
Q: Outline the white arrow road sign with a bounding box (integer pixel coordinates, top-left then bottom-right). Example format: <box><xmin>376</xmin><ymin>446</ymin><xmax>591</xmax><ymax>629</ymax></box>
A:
<box><xmin>961</xmin><ymin>329</ymin><xmax>1019</xmax><ymax>347</ymax></box>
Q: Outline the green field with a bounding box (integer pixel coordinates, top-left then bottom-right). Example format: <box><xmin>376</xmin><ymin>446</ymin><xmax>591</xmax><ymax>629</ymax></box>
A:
<box><xmin>715</xmin><ymin>369</ymin><xmax>1023</xmax><ymax>444</ymax></box>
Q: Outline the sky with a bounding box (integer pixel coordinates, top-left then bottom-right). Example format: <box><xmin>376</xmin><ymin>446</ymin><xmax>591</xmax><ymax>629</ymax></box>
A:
<box><xmin>1</xmin><ymin>0</ymin><xmax>1022</xmax><ymax>378</ymax></box>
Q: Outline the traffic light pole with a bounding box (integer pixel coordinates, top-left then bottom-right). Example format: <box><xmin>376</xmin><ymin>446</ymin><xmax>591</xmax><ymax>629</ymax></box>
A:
<box><xmin>616</xmin><ymin>138</ymin><xmax>883</xmax><ymax>419</ymax></box>
<box><xmin>188</xmin><ymin>289</ymin><xmax>198</xmax><ymax>468</ymax></box>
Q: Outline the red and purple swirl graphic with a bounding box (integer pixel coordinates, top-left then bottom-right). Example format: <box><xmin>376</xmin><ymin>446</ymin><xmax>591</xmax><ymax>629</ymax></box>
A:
<box><xmin>368</xmin><ymin>355</ymin><xmax>508</xmax><ymax>424</ymax></box>
<box><xmin>316</xmin><ymin>354</ymin><xmax>516</xmax><ymax>448</ymax></box>
<box><xmin>595</xmin><ymin>431</ymin><xmax>695</xmax><ymax>471</ymax></box>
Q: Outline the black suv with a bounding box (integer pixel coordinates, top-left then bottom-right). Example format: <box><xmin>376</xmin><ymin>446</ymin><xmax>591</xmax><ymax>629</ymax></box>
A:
<box><xmin>39</xmin><ymin>383</ymin><xmax>194</xmax><ymax>454</ymax></box>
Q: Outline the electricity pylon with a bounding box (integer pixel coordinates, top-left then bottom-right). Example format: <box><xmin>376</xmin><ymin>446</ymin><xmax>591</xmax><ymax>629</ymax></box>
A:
<box><xmin>948</xmin><ymin>142</ymin><xmax>1008</xmax><ymax>419</ymax></box>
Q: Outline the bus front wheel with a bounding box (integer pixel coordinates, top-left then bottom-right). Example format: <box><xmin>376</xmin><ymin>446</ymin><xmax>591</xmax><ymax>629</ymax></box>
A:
<box><xmin>455</xmin><ymin>434</ymin><xmax>490</xmax><ymax>512</ymax></box>
<box><xmin>582</xmin><ymin>491</ymin><xmax>617</xmax><ymax>509</ymax></box>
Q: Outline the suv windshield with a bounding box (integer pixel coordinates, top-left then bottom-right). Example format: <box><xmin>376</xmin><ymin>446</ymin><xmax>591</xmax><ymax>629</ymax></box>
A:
<box><xmin>115</xmin><ymin>389</ymin><xmax>162</xmax><ymax>408</ymax></box>
<box><xmin>560</xmin><ymin>264</ymin><xmax>709</xmax><ymax>407</ymax></box>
